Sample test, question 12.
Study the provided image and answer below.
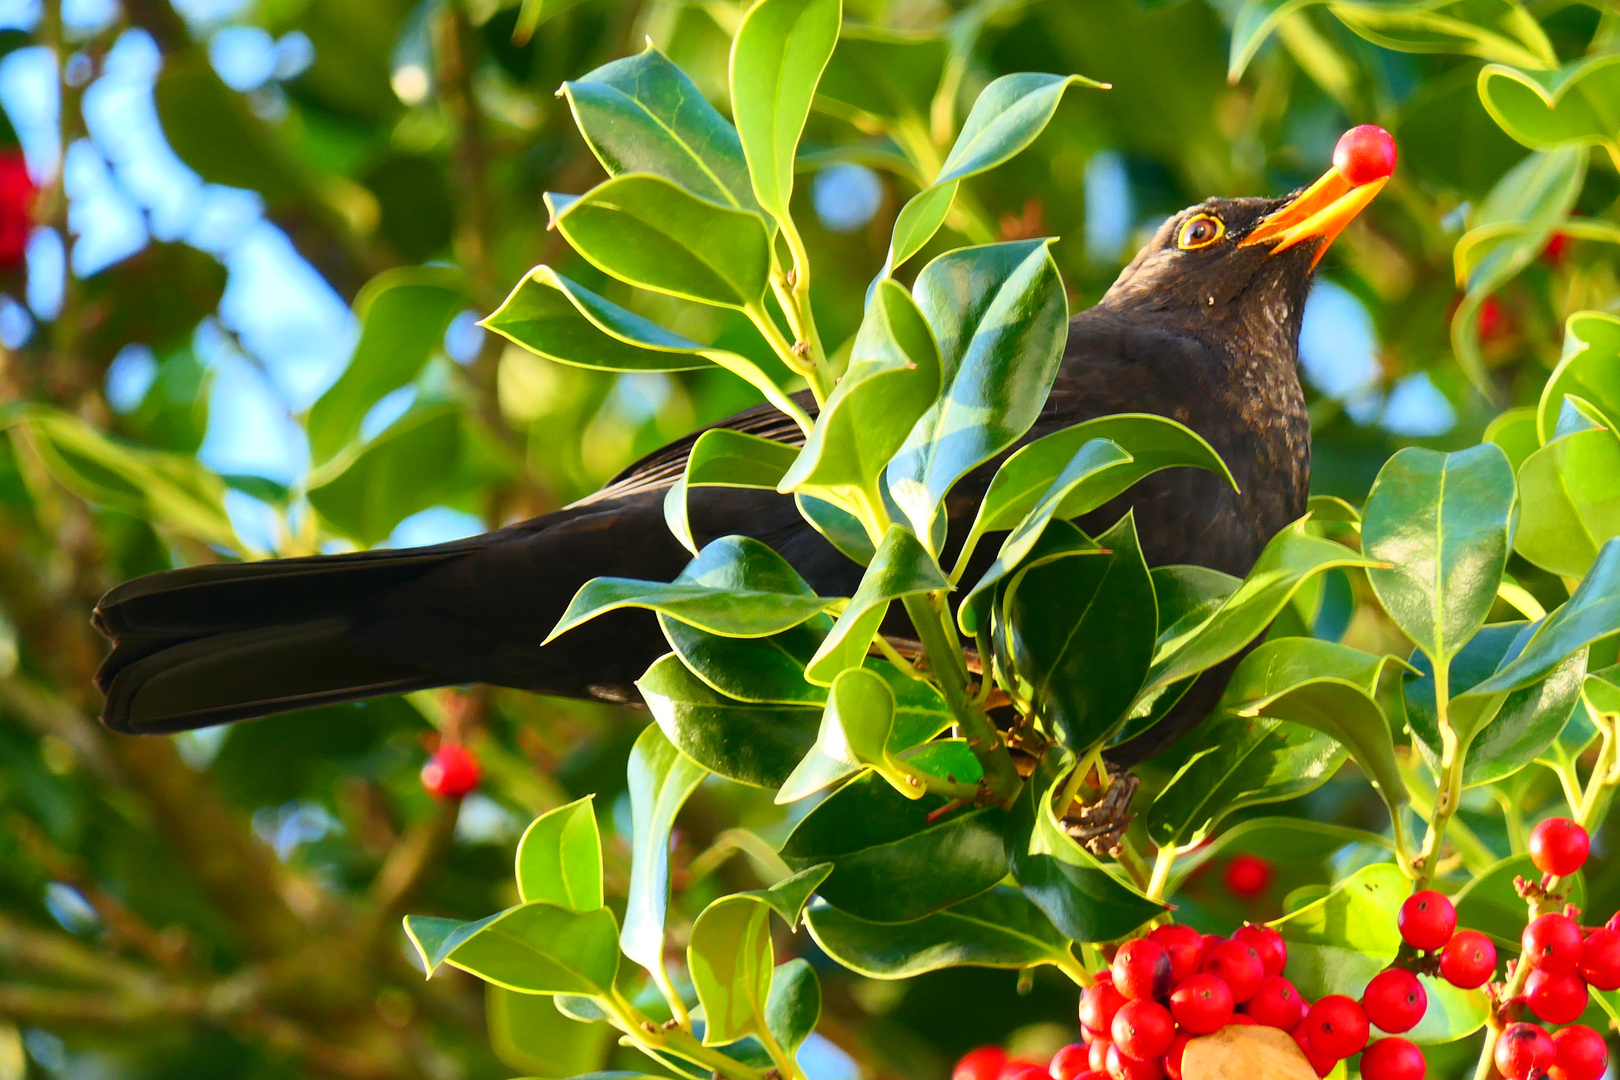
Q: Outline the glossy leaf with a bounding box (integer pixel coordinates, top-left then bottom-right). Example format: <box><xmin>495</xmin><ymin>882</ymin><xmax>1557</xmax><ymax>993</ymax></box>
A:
<box><xmin>1485</xmin><ymin>407</ymin><xmax>1540</xmax><ymax>472</ymax></box>
<box><xmin>621</xmin><ymin>726</ymin><xmax>708</xmax><ymax>982</ymax></box>
<box><xmin>1538</xmin><ymin>311</ymin><xmax>1620</xmax><ymax>444</ymax></box>
<box><xmin>1363</xmin><ymin>445</ymin><xmax>1516</xmax><ymax>666</ymax></box>
<box><xmin>664</xmin><ymin>430</ymin><xmax>801</xmax><ymax>556</ymax></box>
<box><xmin>1167</xmin><ymin>817</ymin><xmax>1391</xmax><ymax>894</ymax></box>
<box><xmin>804</xmin><ymin>525</ymin><xmax>948</xmax><ymax>685</ymax></box>
<box><xmin>405</xmin><ymin>903</ymin><xmax>620</xmax><ymax>995</ymax></box>
<box><xmin>552</xmin><ymin>175</ymin><xmax>771</xmax><ymax>309</ymax></box>
<box><xmin>639</xmin><ymin>653</ymin><xmax>821</xmax><ymax>787</ymax></box>
<box><xmin>660</xmin><ymin>616</ymin><xmax>831</xmax><ymax>705</ymax></box>
<box><xmin>1406</xmin><ymin>622</ymin><xmax>1587</xmax><ymax>788</ymax></box>
<box><xmin>486</xmin><ymin>987</ymin><xmax>611</xmax><ymax>1078</ymax></box>
<box><xmin>1478</xmin><ymin>55</ymin><xmax>1620</xmax><ymax>159</ymax></box>
<box><xmin>796</xmin><ymin>493</ymin><xmax>877</xmax><ymax>565</ymax></box>
<box><xmin>1004</xmin><ymin>513</ymin><xmax>1157</xmax><ymax>752</ymax></box>
<box><xmin>688</xmin><ymin>895</ymin><xmax>775</xmax><ymax>1046</ymax></box>
<box><xmin>804</xmin><ymin>887</ymin><xmax>1078</xmax><ymax>978</ymax></box>
<box><xmin>781</xmin><ymin>667</ymin><xmax>922</xmax><ymax>800</ymax></box>
<box><xmin>816</xmin><ymin>27</ymin><xmax>947</xmax><ymax>125</ymax></box>
<box><xmin>887</xmin><ymin>240</ymin><xmax>1069</xmax><ymax>547</ymax></box>
<box><xmin>560</xmin><ymin>47</ymin><xmax>759</xmax><ymax>214</ymax></box>
<box><xmin>548</xmin><ymin>536</ymin><xmax>835</xmax><ymax>642</ymax></box>
<box><xmin>730</xmin><ymin>0</ymin><xmax>842</xmax><ymax>222</ymax></box>
<box><xmin>1515</xmin><ymin>427</ymin><xmax>1620</xmax><ymax>578</ymax></box>
<box><xmin>885</xmin><ymin>182</ymin><xmax>958</xmax><ymax>274</ymax></box>
<box><xmin>1147</xmin><ymin>711</ymin><xmax>1346</xmax><ymax>848</ymax></box>
<box><xmin>1467</xmin><ymin>540</ymin><xmax>1620</xmax><ymax>697</ymax></box>
<box><xmin>516</xmin><ymin>796</ymin><xmax>603</xmax><ymax>912</ymax></box>
<box><xmin>307</xmin><ymin>405</ymin><xmax>469</xmax><ymax>548</ymax></box>
<box><xmin>307</xmin><ymin>267</ymin><xmax>469</xmax><ymax>464</ymax></box>
<box><xmin>765</xmin><ymin>959</ymin><xmax>820</xmax><ymax>1054</ymax></box>
<box><xmin>741</xmin><ymin>864</ymin><xmax>833</xmax><ymax>929</ymax></box>
<box><xmin>1455</xmin><ymin>853</ymin><xmax>1586</xmax><ymax>949</ymax></box>
<box><xmin>781</xmin><ymin>768</ymin><xmax>1007</xmax><ymax>922</ymax></box>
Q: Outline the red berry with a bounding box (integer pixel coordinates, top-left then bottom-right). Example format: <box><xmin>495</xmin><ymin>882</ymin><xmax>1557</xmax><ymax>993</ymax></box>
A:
<box><xmin>1074</xmin><ymin>1074</ymin><xmax>1109</xmax><ymax>1080</ymax></box>
<box><xmin>1113</xmin><ymin>940</ymin><xmax>1173</xmax><ymax>1002</ymax></box>
<box><xmin>1228</xmin><ymin>1012</ymin><xmax>1257</xmax><ymax>1025</ymax></box>
<box><xmin>1169</xmin><ymin>973</ymin><xmax>1233</xmax><ymax>1034</ymax></box>
<box><xmin>1439</xmin><ymin>929</ymin><xmax>1497</xmax><ymax>989</ymax></box>
<box><xmin>1164</xmin><ymin>1034</ymin><xmax>1189</xmax><ymax>1080</ymax></box>
<box><xmin>1398</xmin><ymin>891</ymin><xmax>1456</xmax><ymax>951</ymax></box>
<box><xmin>1542</xmin><ymin>232</ymin><xmax>1572</xmax><ymax>268</ymax></box>
<box><xmin>955</xmin><ymin>1047</ymin><xmax>1007</xmax><ymax>1080</ymax></box>
<box><xmin>1523</xmin><ymin>913</ymin><xmax>1584</xmax><ymax>973</ymax></box>
<box><xmin>1225</xmin><ymin>855</ymin><xmax>1273</xmax><ymax>897</ymax></box>
<box><xmin>1551</xmin><ymin>1024</ymin><xmax>1608</xmax><ymax>1080</ymax></box>
<box><xmin>1088</xmin><ymin>1040</ymin><xmax>1110</xmax><ymax>1073</ymax></box>
<box><xmin>1081</xmin><ymin>982</ymin><xmax>1127</xmax><ymax>1037</ymax></box>
<box><xmin>1578</xmin><ymin>926</ymin><xmax>1620</xmax><ymax>990</ymax></box>
<box><xmin>421</xmin><ymin>744</ymin><xmax>481</xmax><ymax>799</ymax></box>
<box><xmin>1233</xmin><ymin>924</ymin><xmax>1287</xmax><ymax>977</ymax></box>
<box><xmin>1104</xmin><ymin>1043</ymin><xmax>1163</xmax><ymax>1080</ymax></box>
<box><xmin>1496</xmin><ymin>1022</ymin><xmax>1556</xmax><ymax>1080</ymax></box>
<box><xmin>1332</xmin><ymin>125</ymin><xmax>1397</xmax><ymax>186</ymax></box>
<box><xmin>1361</xmin><ymin>968</ymin><xmax>1427</xmax><ymax>1034</ymax></box>
<box><xmin>1529</xmin><ymin>818</ymin><xmax>1591</xmax><ymax>877</ymax></box>
<box><xmin>1111</xmin><ymin>1000</ymin><xmax>1174</xmax><ymax>1061</ymax></box>
<box><xmin>1149</xmin><ymin>924</ymin><xmax>1206</xmax><ymax>983</ymax></box>
<box><xmin>1244</xmin><ymin>975</ymin><xmax>1307</xmax><ymax>1030</ymax></box>
<box><xmin>1300</xmin><ymin>995</ymin><xmax>1369</xmax><ymax>1059</ymax></box>
<box><xmin>1050</xmin><ymin>1046</ymin><xmax>1089</xmax><ymax>1080</ymax></box>
<box><xmin>0</xmin><ymin>150</ymin><xmax>34</xmax><ymax>268</ymax></box>
<box><xmin>1001</xmin><ymin>1061</ymin><xmax>1047</xmax><ymax>1080</ymax></box>
<box><xmin>1203</xmin><ymin>940</ymin><xmax>1265</xmax><ymax>1003</ymax></box>
<box><xmin>1526</xmin><ymin>967</ymin><xmax>1588</xmax><ymax>1024</ymax></box>
<box><xmin>1292</xmin><ymin>1024</ymin><xmax>1338</xmax><ymax>1077</ymax></box>
<box><xmin>1361</xmin><ymin>1037</ymin><xmax>1426</xmax><ymax>1080</ymax></box>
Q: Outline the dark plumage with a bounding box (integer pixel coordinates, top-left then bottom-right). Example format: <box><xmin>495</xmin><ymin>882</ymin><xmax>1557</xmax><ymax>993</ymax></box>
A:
<box><xmin>91</xmin><ymin>190</ymin><xmax>1351</xmax><ymax>755</ymax></box>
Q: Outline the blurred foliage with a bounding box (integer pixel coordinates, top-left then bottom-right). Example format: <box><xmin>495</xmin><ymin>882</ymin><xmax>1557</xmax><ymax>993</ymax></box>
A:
<box><xmin>0</xmin><ymin>0</ymin><xmax>1617</xmax><ymax>1078</ymax></box>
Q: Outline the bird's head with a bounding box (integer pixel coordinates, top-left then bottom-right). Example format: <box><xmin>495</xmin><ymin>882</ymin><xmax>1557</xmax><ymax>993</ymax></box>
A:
<box><xmin>1100</xmin><ymin>126</ymin><xmax>1395</xmax><ymax>355</ymax></box>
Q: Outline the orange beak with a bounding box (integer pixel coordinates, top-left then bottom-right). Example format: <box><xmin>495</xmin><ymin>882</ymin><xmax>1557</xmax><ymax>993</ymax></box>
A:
<box><xmin>1239</xmin><ymin>168</ymin><xmax>1388</xmax><ymax>267</ymax></box>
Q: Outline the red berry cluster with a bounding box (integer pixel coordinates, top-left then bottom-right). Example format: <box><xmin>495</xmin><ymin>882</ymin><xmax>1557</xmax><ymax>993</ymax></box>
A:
<box><xmin>421</xmin><ymin>743</ymin><xmax>481</xmax><ymax>799</ymax></box>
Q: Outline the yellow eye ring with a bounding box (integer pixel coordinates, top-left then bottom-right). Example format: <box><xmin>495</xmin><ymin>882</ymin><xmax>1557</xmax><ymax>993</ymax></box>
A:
<box><xmin>1178</xmin><ymin>214</ymin><xmax>1225</xmax><ymax>250</ymax></box>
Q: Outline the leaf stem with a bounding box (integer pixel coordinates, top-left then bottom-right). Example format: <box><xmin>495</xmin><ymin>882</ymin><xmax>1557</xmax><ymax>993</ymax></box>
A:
<box><xmin>607</xmin><ymin>990</ymin><xmax>763</xmax><ymax>1080</ymax></box>
<box><xmin>1146</xmin><ymin>843</ymin><xmax>1179</xmax><ymax>903</ymax></box>
<box><xmin>1053</xmin><ymin>948</ymin><xmax>1095</xmax><ymax>989</ymax></box>
<box><xmin>1413</xmin><ymin>662</ymin><xmax>1457</xmax><ymax>888</ymax></box>
<box><xmin>1115</xmin><ymin>836</ymin><xmax>1153</xmax><ymax>893</ymax></box>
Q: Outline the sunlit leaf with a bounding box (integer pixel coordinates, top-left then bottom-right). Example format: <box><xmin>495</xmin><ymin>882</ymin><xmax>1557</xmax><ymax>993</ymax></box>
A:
<box><xmin>516</xmin><ymin>796</ymin><xmax>603</xmax><ymax>912</ymax></box>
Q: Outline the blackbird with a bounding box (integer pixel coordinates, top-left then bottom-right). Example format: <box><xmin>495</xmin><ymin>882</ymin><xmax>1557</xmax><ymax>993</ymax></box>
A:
<box><xmin>92</xmin><ymin>138</ymin><xmax>1392</xmax><ymax>761</ymax></box>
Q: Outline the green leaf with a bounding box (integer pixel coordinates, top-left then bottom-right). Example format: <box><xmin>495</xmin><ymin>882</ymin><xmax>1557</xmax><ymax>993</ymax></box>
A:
<box><xmin>1467</xmin><ymin>540</ymin><xmax>1620</xmax><ymax>697</ymax></box>
<box><xmin>1147</xmin><ymin>711</ymin><xmax>1346</xmax><ymax>848</ymax></box>
<box><xmin>664</xmin><ymin>430</ymin><xmax>802</xmax><ymax>556</ymax></box>
<box><xmin>1406</xmin><ymin>622</ymin><xmax>1588</xmax><ymax>788</ymax></box>
<box><xmin>1228</xmin><ymin>0</ymin><xmax>1322</xmax><ymax>82</ymax></box>
<box><xmin>306</xmin><ymin>267</ymin><xmax>469</xmax><ymax>464</ymax></box>
<box><xmin>796</xmin><ymin>493</ymin><xmax>878</xmax><ymax>565</ymax></box>
<box><xmin>306</xmin><ymin>405</ymin><xmax>471</xmax><ymax>548</ymax></box>
<box><xmin>405</xmin><ymin>903</ymin><xmax>620</xmax><ymax>995</ymax></box>
<box><xmin>516</xmin><ymin>796</ymin><xmax>603</xmax><ymax>913</ymax></box>
<box><xmin>781</xmin><ymin>667</ymin><xmax>911</xmax><ymax>798</ymax></box>
<box><xmin>1004</xmin><ymin>513</ymin><xmax>1158</xmax><ymax>752</ymax></box>
<box><xmin>957</xmin><ymin>438</ymin><xmax>1134</xmax><ymax>638</ymax></box>
<box><xmin>660</xmin><ymin>616</ymin><xmax>831</xmax><ymax>705</ymax></box>
<box><xmin>1222</xmin><ymin>638</ymin><xmax>1411</xmax><ymax>824</ymax></box>
<box><xmin>1588</xmin><ymin>665</ymin><xmax>1620</xmax><ymax>718</ymax></box>
<box><xmin>639</xmin><ymin>653</ymin><xmax>821</xmax><ymax>787</ymax></box>
<box><xmin>1334</xmin><ymin>0</ymin><xmax>1555</xmax><ymax>69</ymax></box>
<box><xmin>885</xmin><ymin>182</ymin><xmax>958</xmax><ymax>273</ymax></box>
<box><xmin>1166</xmin><ymin>817</ymin><xmax>1392</xmax><ymax>895</ymax></box>
<box><xmin>781</xmin><ymin>768</ymin><xmax>1007</xmax><ymax>922</ymax></box>
<box><xmin>1363</xmin><ymin>445</ymin><xmax>1517</xmax><ymax>667</ymax></box>
<box><xmin>1272</xmin><ymin>863</ymin><xmax>1488</xmax><ymax>1046</ymax></box>
<box><xmin>688</xmin><ymin>895</ymin><xmax>775</xmax><ymax>1046</ymax></box>
<box><xmin>621</xmin><ymin>726</ymin><xmax>709</xmax><ymax>979</ymax></box>
<box><xmin>560</xmin><ymin>46</ymin><xmax>759</xmax><ymax>214</ymax></box>
<box><xmin>805</xmin><ymin>525</ymin><xmax>948</xmax><ymax>685</ymax></box>
<box><xmin>1455</xmin><ymin>853</ymin><xmax>1585</xmax><ymax>950</ymax></box>
<box><xmin>1485</xmin><ymin>407</ymin><xmax>1541</xmax><ymax>473</ymax></box>
<box><xmin>1538</xmin><ymin>311</ymin><xmax>1620</xmax><ymax>445</ymax></box>
<box><xmin>1515</xmin><ymin>427</ymin><xmax>1620</xmax><ymax>578</ymax></box>
<box><xmin>742</xmin><ymin>864</ymin><xmax>834</xmax><ymax>928</ymax></box>
<box><xmin>731</xmin><ymin>0</ymin><xmax>843</xmax><ymax>222</ymax></box>
<box><xmin>805</xmin><ymin>886</ymin><xmax>1078</xmax><ymax>978</ymax></box>
<box><xmin>816</xmin><ymin>26</ymin><xmax>947</xmax><ymax>126</ymax></box>
<box><xmin>487</xmin><ymin>987</ymin><xmax>612</xmax><ymax>1078</ymax></box>
<box><xmin>552</xmin><ymin>175</ymin><xmax>771</xmax><ymax>309</ymax></box>
<box><xmin>152</xmin><ymin>54</ymin><xmax>309</xmax><ymax>203</ymax></box>
<box><xmin>548</xmin><ymin>536</ymin><xmax>836</xmax><ymax>642</ymax></box>
<box><xmin>765</xmin><ymin>959</ymin><xmax>820</xmax><ymax>1054</ymax></box>
<box><xmin>779</xmin><ymin>279</ymin><xmax>940</xmax><ymax>509</ymax></box>
<box><xmin>887</xmin><ymin>240</ymin><xmax>1069</xmax><ymax>547</ymax></box>
<box><xmin>1478</xmin><ymin>55</ymin><xmax>1620</xmax><ymax>159</ymax></box>
<box><xmin>1007</xmin><ymin>753</ymin><xmax>1164</xmax><ymax>941</ymax></box>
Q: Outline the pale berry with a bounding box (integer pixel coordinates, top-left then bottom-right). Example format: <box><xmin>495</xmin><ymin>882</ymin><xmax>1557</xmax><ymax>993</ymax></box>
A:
<box><xmin>1169</xmin><ymin>973</ymin><xmax>1233</xmax><ymax>1034</ymax></box>
<box><xmin>1112</xmin><ymin>939</ymin><xmax>1173</xmax><ymax>1002</ymax></box>
<box><xmin>1203</xmin><ymin>939</ymin><xmax>1265</xmax><ymax>1003</ymax></box>
<box><xmin>1332</xmin><ymin>125</ymin><xmax>1398</xmax><ymax>186</ymax></box>
<box><xmin>1361</xmin><ymin>968</ymin><xmax>1426</xmax><ymax>1034</ymax></box>
<box><xmin>1050</xmin><ymin>1045</ymin><xmax>1089</xmax><ymax>1080</ymax></box>
<box><xmin>1111</xmin><ymin>1000</ymin><xmax>1175</xmax><ymax>1061</ymax></box>
<box><xmin>1088</xmin><ymin>1040</ymin><xmax>1110</xmax><ymax>1074</ymax></box>
<box><xmin>421</xmin><ymin>744</ymin><xmax>481</xmax><ymax>798</ymax></box>
<box><xmin>1233</xmin><ymin>924</ymin><xmax>1287</xmax><ymax>977</ymax></box>
<box><xmin>1496</xmin><ymin>1023</ymin><xmax>1556</xmax><ymax>1080</ymax></box>
<box><xmin>1104</xmin><ymin>1043</ymin><xmax>1163</xmax><ymax>1080</ymax></box>
<box><xmin>1080</xmin><ymin>982</ymin><xmax>1127</xmax><ymax>1037</ymax></box>
<box><xmin>1244</xmin><ymin>975</ymin><xmax>1306</xmax><ymax>1030</ymax></box>
<box><xmin>1361</xmin><ymin>1037</ymin><xmax>1426</xmax><ymax>1080</ymax></box>
<box><xmin>1164</xmin><ymin>1034</ymin><xmax>1189</xmax><ymax>1080</ymax></box>
<box><xmin>1300</xmin><ymin>995</ymin><xmax>1370</xmax><ymax>1059</ymax></box>
<box><xmin>1529</xmin><ymin>818</ymin><xmax>1590</xmax><ymax>877</ymax></box>
<box><xmin>1577</xmin><ymin>926</ymin><xmax>1620</xmax><ymax>991</ymax></box>
<box><xmin>1225</xmin><ymin>854</ymin><xmax>1273</xmax><ymax>897</ymax></box>
<box><xmin>1523</xmin><ymin>912</ymin><xmax>1584</xmax><ymax>973</ymax></box>
<box><xmin>1525</xmin><ymin>967</ymin><xmax>1588</xmax><ymax>1025</ymax></box>
<box><xmin>1292</xmin><ymin>1024</ymin><xmax>1338</xmax><ymax>1078</ymax></box>
<box><xmin>1550</xmin><ymin>1024</ymin><xmax>1608</xmax><ymax>1080</ymax></box>
<box><xmin>1439</xmin><ymin>929</ymin><xmax>1496</xmax><ymax>989</ymax></box>
<box><xmin>1397</xmin><ymin>891</ymin><xmax>1456</xmax><ymax>951</ymax></box>
<box><xmin>1149</xmin><ymin>924</ymin><xmax>1206</xmax><ymax>983</ymax></box>
<box><xmin>954</xmin><ymin>1047</ymin><xmax>1006</xmax><ymax>1080</ymax></box>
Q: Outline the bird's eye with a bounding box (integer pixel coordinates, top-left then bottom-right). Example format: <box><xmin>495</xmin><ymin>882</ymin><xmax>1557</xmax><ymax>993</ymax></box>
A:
<box><xmin>1177</xmin><ymin>214</ymin><xmax>1225</xmax><ymax>251</ymax></box>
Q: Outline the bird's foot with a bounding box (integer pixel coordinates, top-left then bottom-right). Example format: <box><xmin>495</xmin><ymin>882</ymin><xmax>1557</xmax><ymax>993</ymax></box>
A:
<box><xmin>1061</xmin><ymin>771</ymin><xmax>1140</xmax><ymax>858</ymax></box>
